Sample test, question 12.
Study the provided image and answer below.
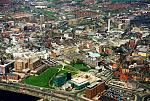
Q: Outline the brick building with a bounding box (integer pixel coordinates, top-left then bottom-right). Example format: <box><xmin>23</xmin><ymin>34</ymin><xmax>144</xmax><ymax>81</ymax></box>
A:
<box><xmin>2</xmin><ymin>74</ymin><xmax>20</xmax><ymax>82</ymax></box>
<box><xmin>85</xmin><ymin>82</ymin><xmax>105</xmax><ymax>99</ymax></box>
<box><xmin>14</xmin><ymin>56</ymin><xmax>42</xmax><ymax>72</ymax></box>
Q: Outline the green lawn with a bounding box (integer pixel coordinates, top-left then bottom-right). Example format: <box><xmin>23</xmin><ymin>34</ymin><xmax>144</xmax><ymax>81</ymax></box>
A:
<box><xmin>63</xmin><ymin>69</ymin><xmax>76</xmax><ymax>75</ymax></box>
<box><xmin>73</xmin><ymin>63</ymin><xmax>90</xmax><ymax>72</ymax></box>
<box><xmin>49</xmin><ymin>66</ymin><xmax>78</xmax><ymax>86</ymax></box>
<box><xmin>22</xmin><ymin>67</ymin><xmax>59</xmax><ymax>88</ymax></box>
<box><xmin>22</xmin><ymin>65</ymin><xmax>78</xmax><ymax>88</ymax></box>
<box><xmin>64</xmin><ymin>65</ymin><xmax>78</xmax><ymax>71</ymax></box>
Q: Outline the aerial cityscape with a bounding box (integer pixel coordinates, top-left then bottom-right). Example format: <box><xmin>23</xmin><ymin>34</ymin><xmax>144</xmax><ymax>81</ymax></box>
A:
<box><xmin>0</xmin><ymin>0</ymin><xmax>150</xmax><ymax>101</ymax></box>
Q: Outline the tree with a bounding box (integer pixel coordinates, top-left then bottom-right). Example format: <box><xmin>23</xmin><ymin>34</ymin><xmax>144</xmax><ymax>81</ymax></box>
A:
<box><xmin>76</xmin><ymin>59</ymin><xmax>83</xmax><ymax>64</ymax></box>
<box><xmin>70</xmin><ymin>59</ymin><xmax>75</xmax><ymax>67</ymax></box>
<box><xmin>100</xmin><ymin>53</ymin><xmax>109</xmax><ymax>57</ymax></box>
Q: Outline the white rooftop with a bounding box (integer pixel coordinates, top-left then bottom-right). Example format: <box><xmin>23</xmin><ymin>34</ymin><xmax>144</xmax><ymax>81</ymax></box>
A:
<box><xmin>71</xmin><ymin>77</ymin><xmax>88</xmax><ymax>86</ymax></box>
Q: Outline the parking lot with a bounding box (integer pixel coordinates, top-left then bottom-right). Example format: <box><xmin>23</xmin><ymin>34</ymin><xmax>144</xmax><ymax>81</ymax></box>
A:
<box><xmin>102</xmin><ymin>87</ymin><xmax>135</xmax><ymax>101</ymax></box>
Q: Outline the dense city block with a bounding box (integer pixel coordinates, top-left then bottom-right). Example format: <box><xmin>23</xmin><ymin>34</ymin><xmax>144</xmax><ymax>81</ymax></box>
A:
<box><xmin>0</xmin><ymin>0</ymin><xmax>150</xmax><ymax>101</ymax></box>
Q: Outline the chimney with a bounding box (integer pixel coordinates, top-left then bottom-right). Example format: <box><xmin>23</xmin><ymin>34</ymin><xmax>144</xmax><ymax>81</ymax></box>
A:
<box><xmin>108</xmin><ymin>19</ymin><xmax>111</xmax><ymax>32</ymax></box>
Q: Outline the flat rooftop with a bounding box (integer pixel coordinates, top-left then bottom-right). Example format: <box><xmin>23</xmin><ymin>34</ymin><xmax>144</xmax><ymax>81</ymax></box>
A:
<box><xmin>71</xmin><ymin>77</ymin><xmax>89</xmax><ymax>86</ymax></box>
<box><xmin>0</xmin><ymin>60</ymin><xmax>15</xmax><ymax>66</ymax></box>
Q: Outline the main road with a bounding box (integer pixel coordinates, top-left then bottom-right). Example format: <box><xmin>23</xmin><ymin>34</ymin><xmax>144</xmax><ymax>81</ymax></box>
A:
<box><xmin>0</xmin><ymin>82</ymin><xmax>88</xmax><ymax>101</ymax></box>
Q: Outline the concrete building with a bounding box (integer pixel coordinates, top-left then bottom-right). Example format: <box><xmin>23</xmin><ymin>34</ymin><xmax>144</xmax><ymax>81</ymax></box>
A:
<box><xmin>14</xmin><ymin>59</ymin><xmax>28</xmax><ymax>72</ymax></box>
<box><xmin>69</xmin><ymin>77</ymin><xmax>90</xmax><ymax>90</ymax></box>
<box><xmin>0</xmin><ymin>60</ymin><xmax>14</xmax><ymax>75</ymax></box>
<box><xmin>14</xmin><ymin>55</ymin><xmax>42</xmax><ymax>73</ymax></box>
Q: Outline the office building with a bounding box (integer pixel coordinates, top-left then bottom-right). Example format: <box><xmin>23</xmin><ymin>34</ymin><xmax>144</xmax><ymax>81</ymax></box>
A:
<box><xmin>14</xmin><ymin>56</ymin><xmax>42</xmax><ymax>73</ymax></box>
<box><xmin>69</xmin><ymin>77</ymin><xmax>90</xmax><ymax>90</ymax></box>
<box><xmin>85</xmin><ymin>81</ymin><xmax>105</xmax><ymax>99</ymax></box>
<box><xmin>0</xmin><ymin>60</ymin><xmax>14</xmax><ymax>75</ymax></box>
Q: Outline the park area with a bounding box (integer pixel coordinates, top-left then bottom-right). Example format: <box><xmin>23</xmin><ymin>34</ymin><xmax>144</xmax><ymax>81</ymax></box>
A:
<box><xmin>72</xmin><ymin>63</ymin><xmax>90</xmax><ymax>72</ymax></box>
<box><xmin>22</xmin><ymin>66</ymin><xmax>60</xmax><ymax>88</ymax></box>
<box><xmin>22</xmin><ymin>62</ymin><xmax>90</xmax><ymax>88</ymax></box>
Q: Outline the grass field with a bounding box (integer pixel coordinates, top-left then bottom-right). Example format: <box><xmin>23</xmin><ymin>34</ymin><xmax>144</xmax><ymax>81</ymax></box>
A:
<box><xmin>22</xmin><ymin>67</ymin><xmax>59</xmax><ymax>88</ymax></box>
<box><xmin>73</xmin><ymin>63</ymin><xmax>90</xmax><ymax>72</ymax></box>
<box><xmin>22</xmin><ymin>65</ymin><xmax>78</xmax><ymax>88</ymax></box>
<box><xmin>22</xmin><ymin>63</ymin><xmax>89</xmax><ymax>88</ymax></box>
